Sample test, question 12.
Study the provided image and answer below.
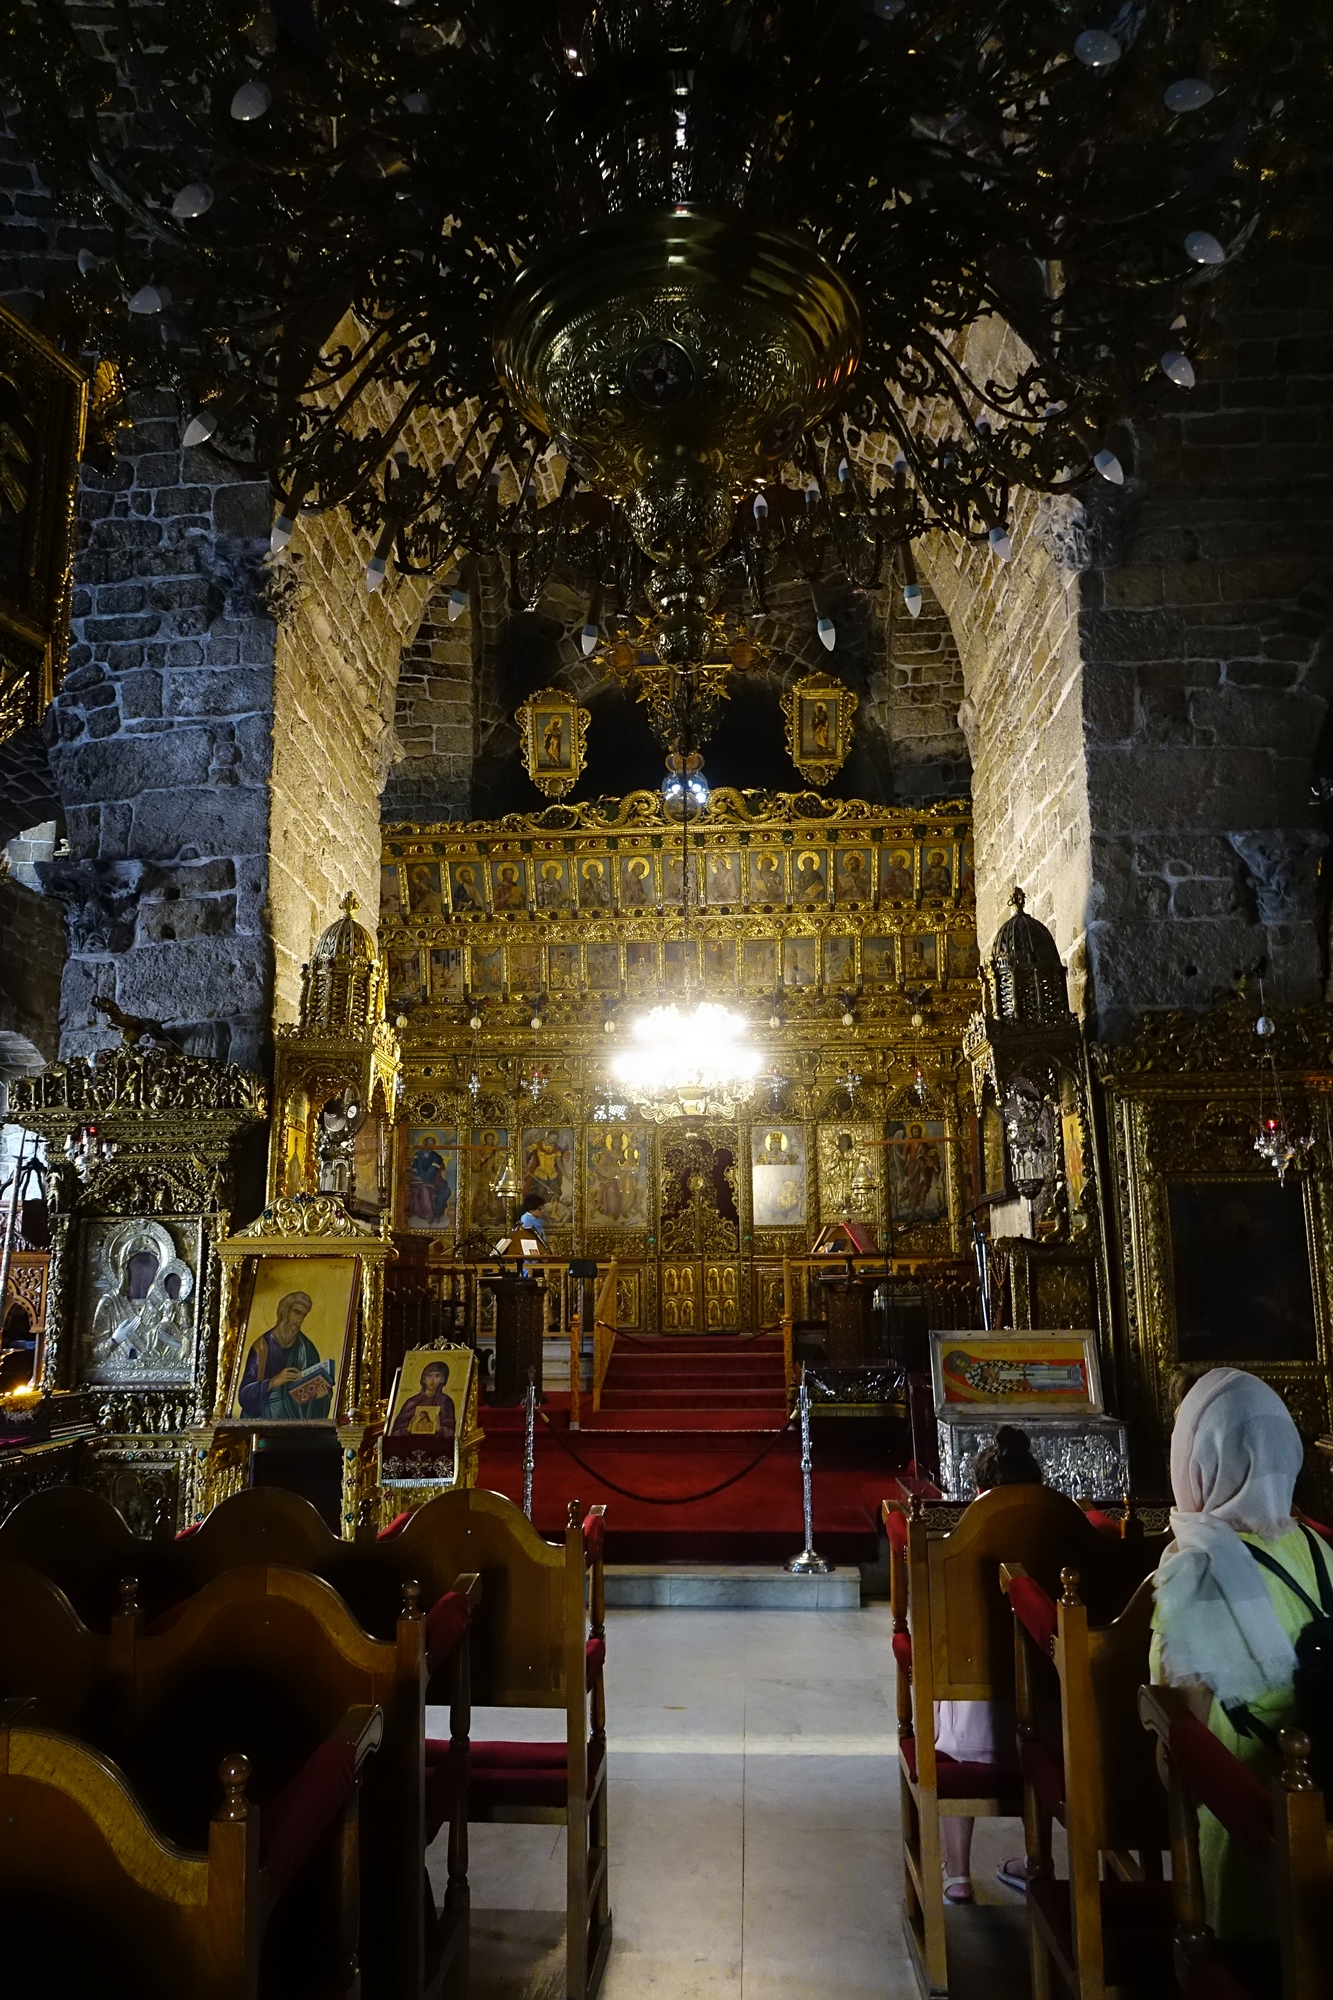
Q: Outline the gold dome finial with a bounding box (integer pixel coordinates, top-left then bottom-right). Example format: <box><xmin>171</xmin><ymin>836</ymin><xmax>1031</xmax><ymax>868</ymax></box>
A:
<box><xmin>300</xmin><ymin>894</ymin><xmax>383</xmax><ymax>1036</ymax></box>
<box><xmin>1011</xmin><ymin>885</ymin><xmax>1026</xmax><ymax>912</ymax></box>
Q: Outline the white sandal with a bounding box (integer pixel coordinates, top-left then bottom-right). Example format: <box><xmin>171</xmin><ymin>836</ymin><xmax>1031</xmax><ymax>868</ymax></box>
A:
<box><xmin>943</xmin><ymin>1874</ymin><xmax>974</xmax><ymax>1904</ymax></box>
<box><xmin>996</xmin><ymin>1858</ymin><xmax>1028</xmax><ymax>1893</ymax></box>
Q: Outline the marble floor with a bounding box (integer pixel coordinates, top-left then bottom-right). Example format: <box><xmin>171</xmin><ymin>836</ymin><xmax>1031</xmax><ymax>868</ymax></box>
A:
<box><xmin>426</xmin><ymin>1603</ymin><xmax>1030</xmax><ymax>2000</ymax></box>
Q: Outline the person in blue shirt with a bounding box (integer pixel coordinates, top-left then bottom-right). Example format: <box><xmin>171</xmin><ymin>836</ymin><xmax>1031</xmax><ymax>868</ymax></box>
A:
<box><xmin>518</xmin><ymin>1193</ymin><xmax>549</xmax><ymax>1244</ymax></box>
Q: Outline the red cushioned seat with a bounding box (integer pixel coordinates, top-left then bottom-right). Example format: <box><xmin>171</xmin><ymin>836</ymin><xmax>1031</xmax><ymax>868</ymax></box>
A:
<box><xmin>434</xmin><ymin>1736</ymin><xmax>606</xmax><ymax>1816</ymax></box>
<box><xmin>1029</xmin><ymin>1876</ymin><xmax>1173</xmax><ymax>1987</ymax></box>
<box><xmin>898</xmin><ymin>1735</ymin><xmax>1021</xmax><ymax>1801</ymax></box>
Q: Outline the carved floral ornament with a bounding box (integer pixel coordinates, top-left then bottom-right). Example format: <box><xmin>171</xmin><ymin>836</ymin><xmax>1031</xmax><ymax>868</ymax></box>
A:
<box><xmin>1091</xmin><ymin>1001</ymin><xmax>1333</xmax><ymax>1086</ymax></box>
<box><xmin>8</xmin><ymin>1043</ymin><xmax>268</xmax><ymax>1125</ymax></box>
<box><xmin>227</xmin><ymin>1192</ymin><xmax>390</xmax><ymax>1247</ymax></box>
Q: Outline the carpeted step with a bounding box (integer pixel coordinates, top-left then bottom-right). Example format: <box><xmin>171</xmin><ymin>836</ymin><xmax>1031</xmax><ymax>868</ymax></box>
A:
<box><xmin>598</xmin><ymin>1387</ymin><xmax>790</xmax><ymax>1410</ymax></box>
<box><xmin>604</xmin><ymin>1365</ymin><xmax>785</xmax><ymax>1390</ymax></box>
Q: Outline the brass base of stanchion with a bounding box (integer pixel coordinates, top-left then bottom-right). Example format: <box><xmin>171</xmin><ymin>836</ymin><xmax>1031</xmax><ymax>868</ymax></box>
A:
<box><xmin>784</xmin><ymin>1548</ymin><xmax>833</xmax><ymax>1575</ymax></box>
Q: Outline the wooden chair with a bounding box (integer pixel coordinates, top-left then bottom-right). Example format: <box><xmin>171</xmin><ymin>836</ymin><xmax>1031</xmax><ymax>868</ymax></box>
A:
<box><xmin>886</xmin><ymin>1486</ymin><xmax>1164</xmax><ymax>1998</ymax></box>
<box><xmin>0</xmin><ymin>1694</ymin><xmax>382</xmax><ymax>2000</ymax></box>
<box><xmin>0</xmin><ymin>1558</ymin><xmax>477</xmax><ymax>2000</ymax></box>
<box><xmin>397</xmin><ymin>1490</ymin><xmax>612</xmax><ymax>2000</ymax></box>
<box><xmin>1138</xmin><ymin>1684</ymin><xmax>1333</xmax><ymax>2000</ymax></box>
<box><xmin>1003</xmin><ymin>1563</ymin><xmax>1172</xmax><ymax>2000</ymax></box>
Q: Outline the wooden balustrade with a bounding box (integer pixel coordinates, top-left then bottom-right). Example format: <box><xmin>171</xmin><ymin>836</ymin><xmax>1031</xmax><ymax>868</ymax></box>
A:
<box><xmin>592</xmin><ymin>1262</ymin><xmax>619</xmax><ymax>1415</ymax></box>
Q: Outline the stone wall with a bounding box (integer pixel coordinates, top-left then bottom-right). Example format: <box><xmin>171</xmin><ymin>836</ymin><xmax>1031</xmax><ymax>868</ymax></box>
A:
<box><xmin>4</xmin><ymin>110</ymin><xmax>280</xmax><ymax>1068</ymax></box>
<box><xmin>386</xmin><ymin>558</ymin><xmax>972</xmax><ymax>820</ymax></box>
<box><xmin>40</xmin><ymin>395</ymin><xmax>276</xmax><ymax>1066</ymax></box>
<box><xmin>867</xmin><ymin>581</ymin><xmax>971</xmax><ymax>806</ymax></box>
<box><xmin>267</xmin><ymin>514</ymin><xmax>433</xmax><ymax>1021</ymax></box>
<box><xmin>915</xmin><ymin>218</ymin><xmax>1333</xmax><ymax>1035</ymax></box>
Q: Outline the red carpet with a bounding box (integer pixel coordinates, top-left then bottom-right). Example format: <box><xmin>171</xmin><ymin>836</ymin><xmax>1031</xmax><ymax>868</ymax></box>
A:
<box><xmin>477</xmin><ymin>1335</ymin><xmax>892</xmax><ymax>1563</ymax></box>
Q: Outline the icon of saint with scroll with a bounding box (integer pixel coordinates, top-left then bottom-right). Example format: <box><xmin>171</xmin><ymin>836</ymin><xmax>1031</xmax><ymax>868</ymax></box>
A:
<box><xmin>794</xmin><ymin>851</ymin><xmax>827</xmax><ymax>902</ymax></box>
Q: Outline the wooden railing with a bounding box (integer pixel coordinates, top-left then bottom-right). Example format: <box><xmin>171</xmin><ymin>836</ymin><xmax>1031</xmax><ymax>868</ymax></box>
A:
<box><xmin>592</xmin><ymin>1260</ymin><xmax>619</xmax><ymax>1415</ymax></box>
<box><xmin>770</xmin><ymin>1253</ymin><xmax>981</xmax><ymax>1392</ymax></box>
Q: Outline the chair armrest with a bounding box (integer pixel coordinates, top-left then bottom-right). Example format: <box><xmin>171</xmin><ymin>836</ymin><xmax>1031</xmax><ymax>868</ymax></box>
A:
<box><xmin>260</xmin><ymin>1702</ymin><xmax>384</xmax><ymax>1900</ymax></box>
<box><xmin>334</xmin><ymin>1702</ymin><xmax>386</xmax><ymax>1774</ymax></box>
<box><xmin>1006</xmin><ymin>1571</ymin><xmax>1058</xmax><ymax>1657</ymax></box>
<box><xmin>583</xmin><ymin>1506</ymin><xmax>607</xmax><ymax>1568</ymax></box>
<box><xmin>426</xmin><ymin>1574</ymin><xmax>480</xmax><ymax>1675</ymax></box>
<box><xmin>1137</xmin><ymin>1681</ymin><xmax>1187</xmax><ymax>1748</ymax></box>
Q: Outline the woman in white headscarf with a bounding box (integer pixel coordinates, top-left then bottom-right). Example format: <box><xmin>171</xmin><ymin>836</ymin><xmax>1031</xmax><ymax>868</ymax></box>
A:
<box><xmin>1151</xmin><ymin>1366</ymin><xmax>1333</xmax><ymax>1941</ymax></box>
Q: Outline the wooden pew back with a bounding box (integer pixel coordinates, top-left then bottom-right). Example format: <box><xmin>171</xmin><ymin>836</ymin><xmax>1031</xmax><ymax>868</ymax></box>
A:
<box><xmin>0</xmin><ymin>1557</ymin><xmax>473</xmax><ymax>2000</ymax></box>
<box><xmin>0</xmin><ymin>1705</ymin><xmax>256</xmax><ymax>2000</ymax></box>
<box><xmin>1140</xmin><ymin>1683</ymin><xmax>1333</xmax><ymax>2000</ymax></box>
<box><xmin>912</xmin><ymin>1485</ymin><xmax>1162</xmax><ymax>1705</ymax></box>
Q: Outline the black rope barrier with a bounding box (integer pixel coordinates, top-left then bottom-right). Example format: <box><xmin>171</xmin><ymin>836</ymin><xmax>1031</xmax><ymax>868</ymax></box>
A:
<box><xmin>535</xmin><ymin>1407</ymin><xmax>797</xmax><ymax>1507</ymax></box>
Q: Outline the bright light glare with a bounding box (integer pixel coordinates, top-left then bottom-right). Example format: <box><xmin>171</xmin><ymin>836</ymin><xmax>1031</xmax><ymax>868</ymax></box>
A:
<box><xmin>612</xmin><ymin>1003</ymin><xmax>762</xmax><ymax>1102</ymax></box>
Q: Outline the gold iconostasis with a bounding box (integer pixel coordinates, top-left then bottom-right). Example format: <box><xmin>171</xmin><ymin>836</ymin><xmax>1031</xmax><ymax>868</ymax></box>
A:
<box><xmin>379</xmin><ymin>789</ymin><xmax>984</xmax><ymax>1333</ymax></box>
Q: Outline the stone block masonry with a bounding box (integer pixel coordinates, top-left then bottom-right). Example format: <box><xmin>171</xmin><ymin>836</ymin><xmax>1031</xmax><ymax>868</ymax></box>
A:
<box><xmin>43</xmin><ymin>391</ymin><xmax>277</xmax><ymax>1069</ymax></box>
<box><xmin>916</xmin><ymin>214</ymin><xmax>1333</xmax><ymax>1036</ymax></box>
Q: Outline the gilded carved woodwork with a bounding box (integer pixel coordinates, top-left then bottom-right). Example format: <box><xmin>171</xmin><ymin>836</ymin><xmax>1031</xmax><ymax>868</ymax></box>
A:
<box><xmin>781</xmin><ymin>670</ymin><xmax>857</xmax><ymax>788</ymax></box>
<box><xmin>0</xmin><ymin>298</ymin><xmax>88</xmax><ymax>747</ymax></box>
<box><xmin>4</xmin><ymin>1040</ymin><xmax>267</xmax><ymax>1532</ymax></box>
<box><xmin>515</xmin><ymin>685</ymin><xmax>590</xmax><ymax>799</ymax></box>
<box><xmin>383</xmin><ymin>793</ymin><xmax>983</xmax><ymax>1331</ymax></box>
<box><xmin>202</xmin><ymin>1193</ymin><xmax>397</xmax><ymax>1535</ymax></box>
<box><xmin>1093</xmin><ymin>1000</ymin><xmax>1333</xmax><ymax>1494</ymax></box>
<box><xmin>270</xmin><ymin>894</ymin><xmax>401</xmax><ymax>1212</ymax></box>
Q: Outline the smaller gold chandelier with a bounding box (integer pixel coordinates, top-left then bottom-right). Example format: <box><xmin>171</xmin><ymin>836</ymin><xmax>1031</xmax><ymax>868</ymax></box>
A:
<box><xmin>612</xmin><ymin>1004</ymin><xmax>763</xmax><ymax>1123</ymax></box>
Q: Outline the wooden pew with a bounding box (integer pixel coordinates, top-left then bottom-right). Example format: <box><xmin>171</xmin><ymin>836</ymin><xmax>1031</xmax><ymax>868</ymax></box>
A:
<box><xmin>1003</xmin><ymin>1563</ymin><xmax>1172</xmax><ymax>2000</ymax></box>
<box><xmin>0</xmin><ymin>1558</ymin><xmax>476</xmax><ymax>2000</ymax></box>
<box><xmin>0</xmin><ymin>1694</ymin><xmax>382</xmax><ymax>2000</ymax></box>
<box><xmin>404</xmin><ymin>1491</ymin><xmax>612</xmax><ymax>2000</ymax></box>
<box><xmin>885</xmin><ymin>1486</ymin><xmax>1165</xmax><ymax>1998</ymax></box>
<box><xmin>1139</xmin><ymin>1684</ymin><xmax>1333</xmax><ymax>2000</ymax></box>
<box><xmin>0</xmin><ymin>1481</ymin><xmax>609</xmax><ymax>2000</ymax></box>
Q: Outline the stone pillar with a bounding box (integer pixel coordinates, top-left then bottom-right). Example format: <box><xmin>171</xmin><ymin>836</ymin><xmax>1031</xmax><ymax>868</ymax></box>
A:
<box><xmin>43</xmin><ymin>392</ymin><xmax>276</xmax><ymax>1069</ymax></box>
<box><xmin>266</xmin><ymin>513</ymin><xmax>434</xmax><ymax>1022</ymax></box>
<box><xmin>923</xmin><ymin>224</ymin><xmax>1333</xmax><ymax>1037</ymax></box>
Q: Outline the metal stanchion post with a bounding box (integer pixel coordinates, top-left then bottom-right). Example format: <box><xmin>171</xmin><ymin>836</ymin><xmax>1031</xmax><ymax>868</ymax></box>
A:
<box><xmin>971</xmin><ymin>1216</ymin><xmax>992</xmax><ymax>1330</ymax></box>
<box><xmin>785</xmin><ymin>1363</ymin><xmax>832</xmax><ymax>1576</ymax></box>
<box><xmin>522</xmin><ymin>1365</ymin><xmax>536</xmax><ymax>1522</ymax></box>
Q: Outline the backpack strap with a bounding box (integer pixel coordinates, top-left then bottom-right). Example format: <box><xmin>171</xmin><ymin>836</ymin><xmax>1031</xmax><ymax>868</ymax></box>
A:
<box><xmin>1298</xmin><ymin>1522</ymin><xmax>1333</xmax><ymax>1615</ymax></box>
<box><xmin>1245</xmin><ymin>1540</ymin><xmax>1325</xmax><ymax>1622</ymax></box>
<box><xmin>1222</xmin><ymin>1700</ymin><xmax>1281</xmax><ymax>1754</ymax></box>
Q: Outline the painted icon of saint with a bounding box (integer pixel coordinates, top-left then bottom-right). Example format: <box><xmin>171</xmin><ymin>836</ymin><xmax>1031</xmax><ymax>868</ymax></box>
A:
<box><xmin>408</xmin><ymin>864</ymin><xmax>443</xmax><ymax>917</ymax></box>
<box><xmin>621</xmin><ymin>855</ymin><xmax>652</xmax><ymax>906</ymax></box>
<box><xmin>237</xmin><ymin>1292</ymin><xmax>333</xmax><ymax>1420</ymax></box>
<box><xmin>794</xmin><ymin>851</ymin><xmax>827</xmax><ymax>902</ymax></box>
<box><xmin>580</xmin><ymin>858</ymin><xmax>611</xmax><ymax>906</ymax></box>
<box><xmin>388</xmin><ymin>1359</ymin><xmax>457</xmax><ymax>1442</ymax></box>
<box><xmin>492</xmin><ymin>862</ymin><xmax>523</xmax><ymax>909</ymax></box>
<box><xmin>540</xmin><ymin>713</ymin><xmax>565</xmax><ymax>766</ymax></box>
<box><xmin>407</xmin><ymin>1134</ymin><xmax>455</xmax><ymax>1227</ymax></box>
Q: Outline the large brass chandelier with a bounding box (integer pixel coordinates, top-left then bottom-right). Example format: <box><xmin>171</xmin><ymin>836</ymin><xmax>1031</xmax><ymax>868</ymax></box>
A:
<box><xmin>612</xmin><ymin>1002</ymin><xmax>764</xmax><ymax>1123</ymax></box>
<box><xmin>5</xmin><ymin>0</ymin><xmax>1326</xmax><ymax>743</ymax></box>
